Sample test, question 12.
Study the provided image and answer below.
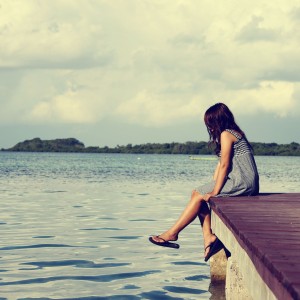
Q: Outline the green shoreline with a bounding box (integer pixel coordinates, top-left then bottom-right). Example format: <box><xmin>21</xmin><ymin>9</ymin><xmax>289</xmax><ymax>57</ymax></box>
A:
<box><xmin>1</xmin><ymin>138</ymin><xmax>300</xmax><ymax>156</ymax></box>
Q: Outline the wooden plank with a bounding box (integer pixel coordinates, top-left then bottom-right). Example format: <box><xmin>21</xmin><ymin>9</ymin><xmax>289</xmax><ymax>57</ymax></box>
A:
<box><xmin>210</xmin><ymin>193</ymin><xmax>300</xmax><ymax>300</ymax></box>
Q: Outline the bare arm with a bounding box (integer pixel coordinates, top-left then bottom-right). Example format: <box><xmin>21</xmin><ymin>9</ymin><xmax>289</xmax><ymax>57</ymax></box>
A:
<box><xmin>213</xmin><ymin>161</ymin><xmax>220</xmax><ymax>181</ymax></box>
<box><xmin>203</xmin><ymin>131</ymin><xmax>235</xmax><ymax>201</ymax></box>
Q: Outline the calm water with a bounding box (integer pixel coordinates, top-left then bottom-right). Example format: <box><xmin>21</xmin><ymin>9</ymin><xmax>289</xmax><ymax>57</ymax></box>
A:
<box><xmin>0</xmin><ymin>152</ymin><xmax>299</xmax><ymax>299</ymax></box>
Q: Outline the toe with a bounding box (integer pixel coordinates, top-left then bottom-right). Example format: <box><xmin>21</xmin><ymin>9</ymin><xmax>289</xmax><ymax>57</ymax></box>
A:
<box><xmin>152</xmin><ymin>235</ymin><xmax>165</xmax><ymax>243</ymax></box>
<box><xmin>204</xmin><ymin>244</ymin><xmax>211</xmax><ymax>257</ymax></box>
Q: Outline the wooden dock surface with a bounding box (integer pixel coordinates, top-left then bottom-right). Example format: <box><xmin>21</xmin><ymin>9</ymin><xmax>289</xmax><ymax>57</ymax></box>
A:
<box><xmin>210</xmin><ymin>193</ymin><xmax>300</xmax><ymax>300</ymax></box>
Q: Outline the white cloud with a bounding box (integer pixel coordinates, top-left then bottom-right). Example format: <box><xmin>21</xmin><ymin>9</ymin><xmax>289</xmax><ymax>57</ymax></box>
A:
<box><xmin>0</xmin><ymin>0</ymin><xmax>300</xmax><ymax>130</ymax></box>
<box><xmin>28</xmin><ymin>90</ymin><xmax>97</xmax><ymax>124</ymax></box>
<box><xmin>0</xmin><ymin>0</ymin><xmax>112</xmax><ymax>68</ymax></box>
<box><xmin>222</xmin><ymin>81</ymin><xmax>295</xmax><ymax>117</ymax></box>
<box><xmin>114</xmin><ymin>90</ymin><xmax>205</xmax><ymax>126</ymax></box>
<box><xmin>236</xmin><ymin>16</ymin><xmax>279</xmax><ymax>43</ymax></box>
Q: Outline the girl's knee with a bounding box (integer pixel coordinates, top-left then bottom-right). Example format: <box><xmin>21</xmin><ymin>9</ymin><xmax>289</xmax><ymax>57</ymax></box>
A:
<box><xmin>191</xmin><ymin>190</ymin><xmax>203</xmax><ymax>202</ymax></box>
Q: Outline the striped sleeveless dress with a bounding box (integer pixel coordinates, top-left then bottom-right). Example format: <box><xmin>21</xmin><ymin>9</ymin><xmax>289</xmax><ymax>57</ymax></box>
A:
<box><xmin>195</xmin><ymin>129</ymin><xmax>259</xmax><ymax>197</ymax></box>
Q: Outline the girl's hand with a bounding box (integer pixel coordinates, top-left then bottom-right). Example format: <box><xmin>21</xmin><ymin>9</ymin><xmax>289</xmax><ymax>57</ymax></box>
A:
<box><xmin>203</xmin><ymin>193</ymin><xmax>212</xmax><ymax>202</ymax></box>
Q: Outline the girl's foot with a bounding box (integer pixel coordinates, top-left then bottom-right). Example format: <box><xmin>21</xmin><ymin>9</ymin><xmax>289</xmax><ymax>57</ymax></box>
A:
<box><xmin>151</xmin><ymin>231</ymin><xmax>178</xmax><ymax>244</ymax></box>
<box><xmin>204</xmin><ymin>234</ymin><xmax>217</xmax><ymax>257</ymax></box>
<box><xmin>204</xmin><ymin>237</ymin><xmax>224</xmax><ymax>262</ymax></box>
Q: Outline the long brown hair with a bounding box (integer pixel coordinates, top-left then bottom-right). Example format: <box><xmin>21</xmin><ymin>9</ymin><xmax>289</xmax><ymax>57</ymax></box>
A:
<box><xmin>204</xmin><ymin>103</ymin><xmax>245</xmax><ymax>154</ymax></box>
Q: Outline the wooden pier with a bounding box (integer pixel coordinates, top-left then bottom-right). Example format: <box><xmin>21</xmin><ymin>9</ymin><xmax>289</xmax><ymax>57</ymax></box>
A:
<box><xmin>209</xmin><ymin>193</ymin><xmax>300</xmax><ymax>300</ymax></box>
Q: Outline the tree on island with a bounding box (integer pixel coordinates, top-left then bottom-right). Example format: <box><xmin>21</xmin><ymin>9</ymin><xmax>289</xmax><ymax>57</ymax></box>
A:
<box><xmin>1</xmin><ymin>138</ymin><xmax>300</xmax><ymax>156</ymax></box>
<box><xmin>3</xmin><ymin>138</ymin><xmax>85</xmax><ymax>152</ymax></box>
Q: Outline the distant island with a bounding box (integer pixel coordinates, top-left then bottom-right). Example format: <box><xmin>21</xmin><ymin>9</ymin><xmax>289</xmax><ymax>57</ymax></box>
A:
<box><xmin>1</xmin><ymin>138</ymin><xmax>300</xmax><ymax>156</ymax></box>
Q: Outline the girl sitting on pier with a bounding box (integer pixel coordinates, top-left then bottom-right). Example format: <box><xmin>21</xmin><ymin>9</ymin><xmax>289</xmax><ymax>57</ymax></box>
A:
<box><xmin>149</xmin><ymin>102</ymin><xmax>259</xmax><ymax>261</ymax></box>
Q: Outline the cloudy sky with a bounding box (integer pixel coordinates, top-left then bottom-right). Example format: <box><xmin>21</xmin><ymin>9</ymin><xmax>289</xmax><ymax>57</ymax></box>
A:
<box><xmin>0</xmin><ymin>0</ymin><xmax>299</xmax><ymax>149</ymax></box>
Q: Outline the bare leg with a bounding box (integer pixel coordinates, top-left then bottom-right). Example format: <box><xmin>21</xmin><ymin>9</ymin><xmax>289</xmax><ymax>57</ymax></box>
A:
<box><xmin>152</xmin><ymin>190</ymin><xmax>215</xmax><ymax>248</ymax></box>
<box><xmin>197</xmin><ymin>202</ymin><xmax>216</xmax><ymax>256</ymax></box>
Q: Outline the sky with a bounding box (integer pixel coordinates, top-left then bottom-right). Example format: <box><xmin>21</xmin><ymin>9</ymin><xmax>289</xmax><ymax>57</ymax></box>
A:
<box><xmin>0</xmin><ymin>0</ymin><xmax>300</xmax><ymax>149</ymax></box>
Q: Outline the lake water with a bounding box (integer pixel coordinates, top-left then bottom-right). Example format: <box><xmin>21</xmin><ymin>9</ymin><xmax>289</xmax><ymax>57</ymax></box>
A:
<box><xmin>0</xmin><ymin>152</ymin><xmax>299</xmax><ymax>299</ymax></box>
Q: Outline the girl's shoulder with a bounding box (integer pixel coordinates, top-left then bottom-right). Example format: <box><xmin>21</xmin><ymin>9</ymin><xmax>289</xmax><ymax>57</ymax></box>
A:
<box><xmin>224</xmin><ymin>129</ymin><xmax>243</xmax><ymax>140</ymax></box>
<box><xmin>220</xmin><ymin>130</ymin><xmax>239</xmax><ymax>144</ymax></box>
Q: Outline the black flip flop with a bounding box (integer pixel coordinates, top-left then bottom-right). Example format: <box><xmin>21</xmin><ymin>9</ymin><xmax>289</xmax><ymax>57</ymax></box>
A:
<box><xmin>149</xmin><ymin>236</ymin><xmax>180</xmax><ymax>249</ymax></box>
<box><xmin>204</xmin><ymin>238</ymin><xmax>224</xmax><ymax>261</ymax></box>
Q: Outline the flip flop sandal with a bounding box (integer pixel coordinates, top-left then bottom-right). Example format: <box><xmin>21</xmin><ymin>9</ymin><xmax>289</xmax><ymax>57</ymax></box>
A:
<box><xmin>204</xmin><ymin>238</ymin><xmax>224</xmax><ymax>261</ymax></box>
<box><xmin>149</xmin><ymin>236</ymin><xmax>180</xmax><ymax>249</ymax></box>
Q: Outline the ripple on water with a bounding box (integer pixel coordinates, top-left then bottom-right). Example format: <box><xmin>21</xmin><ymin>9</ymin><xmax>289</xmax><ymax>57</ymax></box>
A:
<box><xmin>121</xmin><ymin>284</ymin><xmax>140</xmax><ymax>290</ymax></box>
<box><xmin>0</xmin><ymin>269</ymin><xmax>8</xmax><ymax>273</ymax></box>
<box><xmin>139</xmin><ymin>290</ymin><xmax>184</xmax><ymax>300</ymax></box>
<box><xmin>0</xmin><ymin>244</ymin><xmax>75</xmax><ymax>251</ymax></box>
<box><xmin>20</xmin><ymin>260</ymin><xmax>131</xmax><ymax>269</ymax></box>
<box><xmin>129</xmin><ymin>219</ymin><xmax>156</xmax><ymax>222</ymax></box>
<box><xmin>43</xmin><ymin>190</ymin><xmax>67</xmax><ymax>193</ymax></box>
<box><xmin>18</xmin><ymin>296</ymin><xmax>141</xmax><ymax>300</ymax></box>
<box><xmin>185</xmin><ymin>274</ymin><xmax>210</xmax><ymax>281</ymax></box>
<box><xmin>80</xmin><ymin>227</ymin><xmax>125</xmax><ymax>231</ymax></box>
<box><xmin>0</xmin><ymin>270</ymin><xmax>161</xmax><ymax>286</ymax></box>
<box><xmin>107</xmin><ymin>236</ymin><xmax>141</xmax><ymax>240</ymax></box>
<box><xmin>171</xmin><ymin>261</ymin><xmax>206</xmax><ymax>266</ymax></box>
<box><xmin>83</xmin><ymin>296</ymin><xmax>141</xmax><ymax>300</ymax></box>
<box><xmin>163</xmin><ymin>285</ymin><xmax>207</xmax><ymax>295</ymax></box>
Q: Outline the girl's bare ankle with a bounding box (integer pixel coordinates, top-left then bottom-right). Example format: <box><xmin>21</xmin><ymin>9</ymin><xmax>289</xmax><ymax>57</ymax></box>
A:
<box><xmin>203</xmin><ymin>233</ymin><xmax>215</xmax><ymax>243</ymax></box>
